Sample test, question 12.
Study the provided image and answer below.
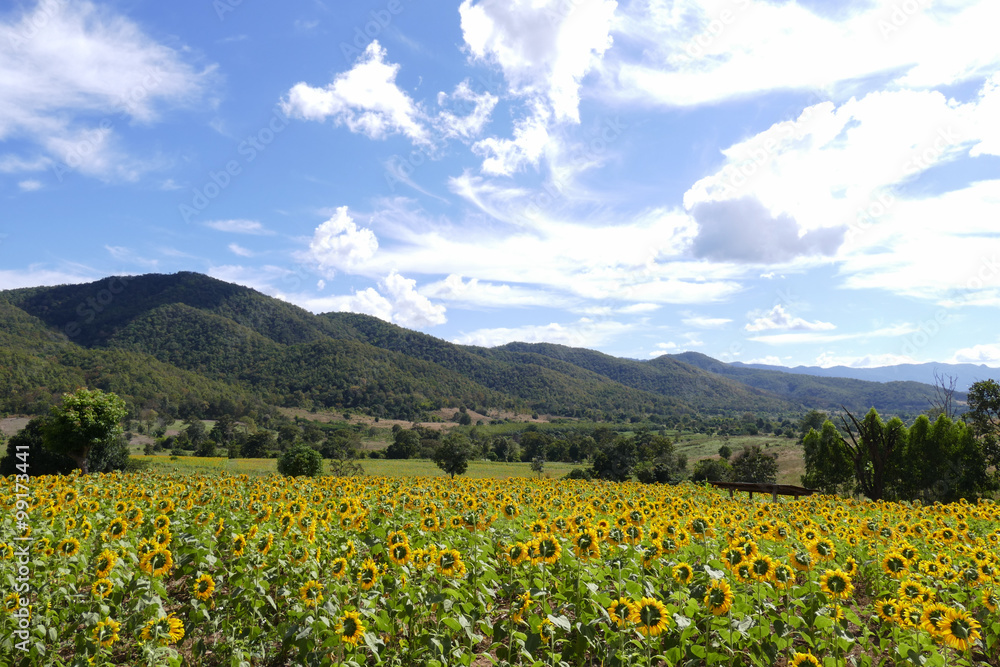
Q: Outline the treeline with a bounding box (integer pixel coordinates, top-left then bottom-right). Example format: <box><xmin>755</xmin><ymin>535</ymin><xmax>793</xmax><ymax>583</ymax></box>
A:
<box><xmin>801</xmin><ymin>380</ymin><xmax>1000</xmax><ymax>502</ymax></box>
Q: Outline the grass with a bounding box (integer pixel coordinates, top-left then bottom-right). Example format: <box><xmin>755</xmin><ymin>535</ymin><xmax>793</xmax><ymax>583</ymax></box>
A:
<box><xmin>133</xmin><ymin>455</ymin><xmax>581</xmax><ymax>479</ymax></box>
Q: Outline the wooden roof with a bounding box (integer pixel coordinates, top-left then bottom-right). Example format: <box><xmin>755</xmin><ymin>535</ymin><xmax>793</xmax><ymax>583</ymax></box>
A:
<box><xmin>709</xmin><ymin>481</ymin><xmax>819</xmax><ymax>497</ymax></box>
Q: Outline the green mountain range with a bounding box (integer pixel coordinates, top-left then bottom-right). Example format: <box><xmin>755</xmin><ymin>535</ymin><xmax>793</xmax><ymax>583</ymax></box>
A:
<box><xmin>0</xmin><ymin>271</ymin><xmax>949</xmax><ymax>420</ymax></box>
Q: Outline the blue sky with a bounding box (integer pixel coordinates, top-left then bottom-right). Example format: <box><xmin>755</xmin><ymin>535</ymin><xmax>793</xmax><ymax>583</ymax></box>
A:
<box><xmin>2</xmin><ymin>0</ymin><xmax>1000</xmax><ymax>369</ymax></box>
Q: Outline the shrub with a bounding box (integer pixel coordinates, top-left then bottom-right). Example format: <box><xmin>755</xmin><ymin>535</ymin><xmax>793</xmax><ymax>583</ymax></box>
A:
<box><xmin>277</xmin><ymin>444</ymin><xmax>324</xmax><ymax>477</ymax></box>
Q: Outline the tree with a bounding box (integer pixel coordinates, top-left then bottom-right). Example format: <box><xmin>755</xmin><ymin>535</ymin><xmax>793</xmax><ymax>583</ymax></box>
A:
<box><xmin>531</xmin><ymin>455</ymin><xmax>545</xmax><ymax>478</ymax></box>
<box><xmin>965</xmin><ymin>379</ymin><xmax>1000</xmax><ymax>478</ymax></box>
<box><xmin>433</xmin><ymin>432</ymin><xmax>473</xmax><ymax>478</ymax></box>
<box><xmin>0</xmin><ymin>417</ymin><xmax>75</xmax><ymax>476</ymax></box>
<box><xmin>691</xmin><ymin>458</ymin><xmax>731</xmax><ymax>482</ymax></box>
<box><xmin>385</xmin><ymin>429</ymin><xmax>420</xmax><ymax>459</ymax></box>
<box><xmin>591</xmin><ymin>435</ymin><xmax>638</xmax><ymax>482</ymax></box>
<box><xmin>277</xmin><ymin>444</ymin><xmax>324</xmax><ymax>477</ymax></box>
<box><xmin>241</xmin><ymin>430</ymin><xmax>275</xmax><ymax>458</ymax></box>
<box><xmin>184</xmin><ymin>419</ymin><xmax>208</xmax><ymax>449</ymax></box>
<box><xmin>209</xmin><ymin>415</ymin><xmax>236</xmax><ymax>446</ymax></box>
<box><xmin>837</xmin><ymin>407</ymin><xmax>906</xmax><ymax>501</ymax></box>
<box><xmin>801</xmin><ymin>421</ymin><xmax>853</xmax><ymax>494</ymax></box>
<box><xmin>729</xmin><ymin>445</ymin><xmax>778</xmax><ymax>484</ymax></box>
<box><xmin>798</xmin><ymin>410</ymin><xmax>828</xmax><ymax>440</ymax></box>
<box><xmin>43</xmin><ymin>388</ymin><xmax>128</xmax><ymax>474</ymax></box>
<box><xmin>928</xmin><ymin>371</ymin><xmax>959</xmax><ymax>420</ymax></box>
<box><xmin>718</xmin><ymin>444</ymin><xmax>732</xmax><ymax>460</ymax></box>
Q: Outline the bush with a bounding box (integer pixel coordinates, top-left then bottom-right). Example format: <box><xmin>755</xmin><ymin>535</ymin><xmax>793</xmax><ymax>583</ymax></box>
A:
<box><xmin>277</xmin><ymin>444</ymin><xmax>324</xmax><ymax>477</ymax></box>
<box><xmin>564</xmin><ymin>467</ymin><xmax>593</xmax><ymax>481</ymax></box>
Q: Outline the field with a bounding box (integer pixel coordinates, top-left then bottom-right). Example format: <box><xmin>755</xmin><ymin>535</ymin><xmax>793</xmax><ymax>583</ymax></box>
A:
<box><xmin>2</xmin><ymin>468</ymin><xmax>998</xmax><ymax>667</ymax></box>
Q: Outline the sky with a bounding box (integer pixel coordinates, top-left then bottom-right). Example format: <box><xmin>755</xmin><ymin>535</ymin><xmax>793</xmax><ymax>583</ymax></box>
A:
<box><xmin>2</xmin><ymin>0</ymin><xmax>1000</xmax><ymax>369</ymax></box>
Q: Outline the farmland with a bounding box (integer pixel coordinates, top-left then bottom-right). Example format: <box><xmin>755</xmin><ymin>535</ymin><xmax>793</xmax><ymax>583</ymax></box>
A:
<box><xmin>2</xmin><ymin>469</ymin><xmax>998</xmax><ymax>666</ymax></box>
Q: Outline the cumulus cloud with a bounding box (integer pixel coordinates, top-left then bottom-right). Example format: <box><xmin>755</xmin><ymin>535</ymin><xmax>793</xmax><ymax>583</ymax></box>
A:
<box><xmin>745</xmin><ymin>304</ymin><xmax>835</xmax><ymax>332</ymax></box>
<box><xmin>281</xmin><ymin>41</ymin><xmax>429</xmax><ymax>145</ymax></box>
<box><xmin>472</xmin><ymin>103</ymin><xmax>551</xmax><ymax>176</ymax></box>
<box><xmin>690</xmin><ymin>197</ymin><xmax>844</xmax><ymax>264</ymax></box>
<box><xmin>459</xmin><ymin>0</ymin><xmax>616</xmax><ymax>123</ymax></box>
<box><xmin>435</xmin><ymin>80</ymin><xmax>499</xmax><ymax>141</ymax></box>
<box><xmin>307</xmin><ymin>207</ymin><xmax>379</xmax><ymax>277</ymax></box>
<box><xmin>950</xmin><ymin>343</ymin><xmax>1000</xmax><ymax>366</ymax></box>
<box><xmin>381</xmin><ymin>271</ymin><xmax>447</xmax><ymax>327</ymax></box>
<box><xmin>0</xmin><ymin>1</ymin><xmax>213</xmax><ymax>181</ymax></box>
<box><xmin>453</xmin><ymin>317</ymin><xmax>631</xmax><ymax>348</ymax></box>
<box><xmin>421</xmin><ymin>274</ymin><xmax>556</xmax><ymax>307</ymax></box>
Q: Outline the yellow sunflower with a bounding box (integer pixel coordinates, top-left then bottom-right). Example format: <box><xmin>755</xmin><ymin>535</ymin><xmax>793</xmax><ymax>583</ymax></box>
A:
<box><xmin>299</xmin><ymin>580</ymin><xmax>324</xmax><ymax>608</ymax></box>
<box><xmin>607</xmin><ymin>597</ymin><xmax>636</xmax><ymax>627</ymax></box>
<box><xmin>939</xmin><ymin>608</ymin><xmax>981</xmax><ymax>651</ymax></box>
<box><xmin>632</xmin><ymin>597</ymin><xmax>670</xmax><ymax>636</ymax></box>
<box><xmin>790</xmin><ymin>651</ymin><xmax>821</xmax><ymax>667</ymax></box>
<box><xmin>388</xmin><ymin>541</ymin><xmax>411</xmax><ymax>566</ymax></box>
<box><xmin>92</xmin><ymin>618</ymin><xmax>121</xmax><ymax>648</ymax></box>
<box><xmin>330</xmin><ymin>557</ymin><xmax>348</xmax><ymax>578</ymax></box>
<box><xmin>337</xmin><ymin>610</ymin><xmax>366</xmax><ymax>646</ymax></box>
<box><xmin>672</xmin><ymin>562</ymin><xmax>694</xmax><ymax>585</ymax></box>
<box><xmin>92</xmin><ymin>578</ymin><xmax>114</xmax><ymax>599</ymax></box>
<box><xmin>704</xmin><ymin>579</ymin><xmax>734</xmax><ymax>616</ymax></box>
<box><xmin>820</xmin><ymin>569</ymin><xmax>854</xmax><ymax>601</ymax></box>
<box><xmin>358</xmin><ymin>557</ymin><xmax>380</xmax><ymax>590</ymax></box>
<box><xmin>139</xmin><ymin>547</ymin><xmax>174</xmax><ymax>578</ymax></box>
<box><xmin>192</xmin><ymin>574</ymin><xmax>215</xmax><ymax>601</ymax></box>
<box><xmin>94</xmin><ymin>549</ymin><xmax>117</xmax><ymax>579</ymax></box>
<box><xmin>141</xmin><ymin>614</ymin><xmax>185</xmax><ymax>646</ymax></box>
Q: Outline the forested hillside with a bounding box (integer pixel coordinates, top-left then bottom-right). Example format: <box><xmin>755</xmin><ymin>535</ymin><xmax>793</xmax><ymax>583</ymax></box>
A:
<box><xmin>0</xmin><ymin>271</ymin><xmax>950</xmax><ymax>421</ymax></box>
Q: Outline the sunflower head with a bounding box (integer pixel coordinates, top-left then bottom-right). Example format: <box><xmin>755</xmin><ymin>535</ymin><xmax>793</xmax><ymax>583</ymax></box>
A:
<box><xmin>338</xmin><ymin>610</ymin><xmax>366</xmax><ymax>646</ymax></box>
<box><xmin>632</xmin><ymin>597</ymin><xmax>670</xmax><ymax>636</ymax></box>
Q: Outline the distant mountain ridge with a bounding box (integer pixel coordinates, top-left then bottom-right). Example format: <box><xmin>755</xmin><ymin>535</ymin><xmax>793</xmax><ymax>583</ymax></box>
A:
<box><xmin>730</xmin><ymin>360</ymin><xmax>998</xmax><ymax>392</ymax></box>
<box><xmin>0</xmin><ymin>271</ymin><xmax>964</xmax><ymax>420</ymax></box>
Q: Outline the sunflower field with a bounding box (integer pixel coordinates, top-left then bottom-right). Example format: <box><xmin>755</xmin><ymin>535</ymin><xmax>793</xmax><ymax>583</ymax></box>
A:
<box><xmin>2</xmin><ymin>471</ymin><xmax>998</xmax><ymax>667</ymax></box>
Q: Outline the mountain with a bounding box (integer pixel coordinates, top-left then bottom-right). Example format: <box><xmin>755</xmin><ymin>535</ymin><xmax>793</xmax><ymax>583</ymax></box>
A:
<box><xmin>0</xmin><ymin>271</ymin><xmax>961</xmax><ymax>421</ymax></box>
<box><xmin>670</xmin><ymin>352</ymin><xmax>959</xmax><ymax>416</ymax></box>
<box><xmin>731</xmin><ymin>360</ymin><xmax>998</xmax><ymax>392</ymax></box>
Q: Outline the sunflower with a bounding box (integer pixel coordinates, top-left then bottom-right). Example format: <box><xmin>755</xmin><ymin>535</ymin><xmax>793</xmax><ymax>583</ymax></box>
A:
<box><xmin>502</xmin><ymin>542</ymin><xmax>529</xmax><ymax>566</ymax></box>
<box><xmin>106</xmin><ymin>518</ymin><xmax>128</xmax><ymax>540</ymax></box>
<box><xmin>330</xmin><ymin>557</ymin><xmax>349</xmax><ymax>578</ymax></box>
<box><xmin>359</xmin><ymin>557</ymin><xmax>380</xmax><ymax>590</ymax></box>
<box><xmin>193</xmin><ymin>574</ymin><xmax>215</xmax><ymax>601</ymax></box>
<box><xmin>3</xmin><ymin>592</ymin><xmax>21</xmax><ymax>613</ymax></box>
<box><xmin>572</xmin><ymin>529</ymin><xmax>601</xmax><ymax>560</ymax></box>
<box><xmin>299</xmin><ymin>580</ymin><xmax>324</xmax><ymax>608</ymax></box>
<box><xmin>511</xmin><ymin>590</ymin><xmax>532</xmax><ymax>623</ymax></box>
<box><xmin>672</xmin><ymin>562</ymin><xmax>694</xmax><ymax>585</ymax></box>
<box><xmin>882</xmin><ymin>552</ymin><xmax>908</xmax><ymax>579</ymax></box>
<box><xmin>139</xmin><ymin>548</ymin><xmax>174</xmax><ymax>578</ymax></box>
<box><xmin>94</xmin><ymin>549</ymin><xmax>117</xmax><ymax>578</ymax></box>
<box><xmin>255</xmin><ymin>532</ymin><xmax>274</xmax><ymax>557</ymax></box>
<box><xmin>57</xmin><ymin>537</ymin><xmax>80</xmax><ymax>558</ymax></box>
<box><xmin>820</xmin><ymin>569</ymin><xmax>853</xmax><ymax>601</ymax></box>
<box><xmin>387</xmin><ymin>530</ymin><xmax>409</xmax><ymax>547</ymax></box>
<box><xmin>704</xmin><ymin>578</ymin><xmax>734</xmax><ymax>616</ymax></box>
<box><xmin>773</xmin><ymin>563</ymin><xmax>796</xmax><ymax>590</ymax></box>
<box><xmin>920</xmin><ymin>602</ymin><xmax>950</xmax><ymax>635</ymax></box>
<box><xmin>92</xmin><ymin>618</ymin><xmax>120</xmax><ymax>648</ymax></box>
<box><xmin>437</xmin><ymin>549</ymin><xmax>465</xmax><ymax>577</ymax></box>
<box><xmin>790</xmin><ymin>651</ymin><xmax>821</xmax><ymax>667</ymax></box>
<box><xmin>750</xmin><ymin>554</ymin><xmax>775</xmax><ymax>583</ymax></box>
<box><xmin>141</xmin><ymin>614</ymin><xmax>185</xmax><ymax>646</ymax></box>
<box><xmin>607</xmin><ymin>597</ymin><xmax>636</xmax><ymax>627</ymax></box>
<box><xmin>389</xmin><ymin>541</ymin><xmax>411</xmax><ymax>566</ymax></box>
<box><xmin>532</xmin><ymin>536</ymin><xmax>561</xmax><ymax>566</ymax></box>
<box><xmin>629</xmin><ymin>596</ymin><xmax>670</xmax><ymax>636</ymax></box>
<box><xmin>940</xmin><ymin>608</ymin><xmax>982</xmax><ymax>651</ymax></box>
<box><xmin>842</xmin><ymin>557</ymin><xmax>858</xmax><ymax>576</ymax></box>
<box><xmin>232</xmin><ymin>533</ymin><xmax>247</xmax><ymax>557</ymax></box>
<box><xmin>337</xmin><ymin>610</ymin><xmax>366</xmax><ymax>647</ymax></box>
<box><xmin>983</xmin><ymin>588</ymin><xmax>998</xmax><ymax>613</ymax></box>
<box><xmin>92</xmin><ymin>578</ymin><xmax>114</xmax><ymax>599</ymax></box>
<box><xmin>153</xmin><ymin>514</ymin><xmax>171</xmax><ymax>531</ymax></box>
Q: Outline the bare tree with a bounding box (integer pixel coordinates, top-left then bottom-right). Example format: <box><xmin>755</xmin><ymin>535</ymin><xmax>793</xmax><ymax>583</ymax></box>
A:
<box><xmin>929</xmin><ymin>370</ymin><xmax>959</xmax><ymax>420</ymax></box>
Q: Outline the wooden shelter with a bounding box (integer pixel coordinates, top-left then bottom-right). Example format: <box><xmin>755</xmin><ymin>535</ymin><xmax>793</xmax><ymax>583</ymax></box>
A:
<box><xmin>709</xmin><ymin>481</ymin><xmax>819</xmax><ymax>503</ymax></box>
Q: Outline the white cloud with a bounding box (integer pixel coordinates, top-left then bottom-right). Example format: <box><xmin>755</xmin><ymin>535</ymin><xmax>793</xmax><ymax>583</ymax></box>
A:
<box><xmin>435</xmin><ymin>80</ymin><xmax>499</xmax><ymax>141</ymax></box>
<box><xmin>17</xmin><ymin>179</ymin><xmax>42</xmax><ymax>191</ymax></box>
<box><xmin>745</xmin><ymin>304</ymin><xmax>835</xmax><ymax>332</ymax></box>
<box><xmin>0</xmin><ymin>1</ymin><xmax>213</xmax><ymax>181</ymax></box>
<box><xmin>648</xmin><ymin>341</ymin><xmax>678</xmax><ymax>356</ymax></box>
<box><xmin>281</xmin><ymin>41</ymin><xmax>429</xmax><ymax>145</ymax></box>
<box><xmin>814</xmin><ymin>352</ymin><xmax>918</xmax><ymax>369</ymax></box>
<box><xmin>453</xmin><ymin>317</ymin><xmax>631</xmax><ymax>348</ymax></box>
<box><xmin>421</xmin><ymin>274</ymin><xmax>556</xmax><ymax>307</ymax></box>
<box><xmin>228</xmin><ymin>243</ymin><xmax>254</xmax><ymax>257</ymax></box>
<box><xmin>105</xmin><ymin>245</ymin><xmax>158</xmax><ymax>268</ymax></box>
<box><xmin>472</xmin><ymin>103</ymin><xmax>551</xmax><ymax>175</ymax></box>
<box><xmin>681</xmin><ymin>314</ymin><xmax>731</xmax><ymax>328</ymax></box>
<box><xmin>0</xmin><ymin>266</ymin><xmax>95</xmax><ymax>290</ymax></box>
<box><xmin>381</xmin><ymin>271</ymin><xmax>447</xmax><ymax>327</ymax></box>
<box><xmin>744</xmin><ymin>356</ymin><xmax>784</xmax><ymax>366</ymax></box>
<box><xmin>0</xmin><ymin>154</ymin><xmax>50</xmax><ymax>173</ymax></box>
<box><xmin>307</xmin><ymin>206</ymin><xmax>379</xmax><ymax>278</ymax></box>
<box><xmin>460</xmin><ymin>0</ymin><xmax>616</xmax><ymax>123</ymax></box>
<box><xmin>204</xmin><ymin>219</ymin><xmax>274</xmax><ymax>235</ymax></box>
<box><xmin>610</xmin><ymin>0</ymin><xmax>1000</xmax><ymax>108</ymax></box>
<box><xmin>748</xmin><ymin>324</ymin><xmax>915</xmax><ymax>345</ymax></box>
<box><xmin>950</xmin><ymin>343</ymin><xmax>1000</xmax><ymax>366</ymax></box>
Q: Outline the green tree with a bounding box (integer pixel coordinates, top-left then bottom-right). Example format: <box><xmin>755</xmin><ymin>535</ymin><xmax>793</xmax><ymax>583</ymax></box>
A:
<box><xmin>965</xmin><ymin>379</ymin><xmax>1000</xmax><ymax>477</ymax></box>
<box><xmin>837</xmin><ymin>407</ymin><xmax>906</xmax><ymax>501</ymax></box>
<box><xmin>0</xmin><ymin>417</ymin><xmax>75</xmax><ymax>476</ymax></box>
<box><xmin>385</xmin><ymin>429</ymin><xmax>420</xmax><ymax>459</ymax></box>
<box><xmin>801</xmin><ymin>420</ymin><xmax>853</xmax><ymax>494</ymax></box>
<box><xmin>184</xmin><ymin>418</ymin><xmax>208</xmax><ymax>448</ymax></box>
<box><xmin>798</xmin><ymin>410</ymin><xmax>828</xmax><ymax>440</ymax></box>
<box><xmin>729</xmin><ymin>445</ymin><xmax>778</xmax><ymax>484</ymax></box>
<box><xmin>591</xmin><ymin>435</ymin><xmax>638</xmax><ymax>482</ymax></box>
<box><xmin>433</xmin><ymin>432</ymin><xmax>473</xmax><ymax>478</ymax></box>
<box><xmin>277</xmin><ymin>443</ymin><xmax>324</xmax><ymax>477</ymax></box>
<box><xmin>718</xmin><ymin>444</ymin><xmax>732</xmax><ymax>460</ymax></box>
<box><xmin>691</xmin><ymin>458</ymin><xmax>731</xmax><ymax>482</ymax></box>
<box><xmin>43</xmin><ymin>388</ymin><xmax>128</xmax><ymax>474</ymax></box>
